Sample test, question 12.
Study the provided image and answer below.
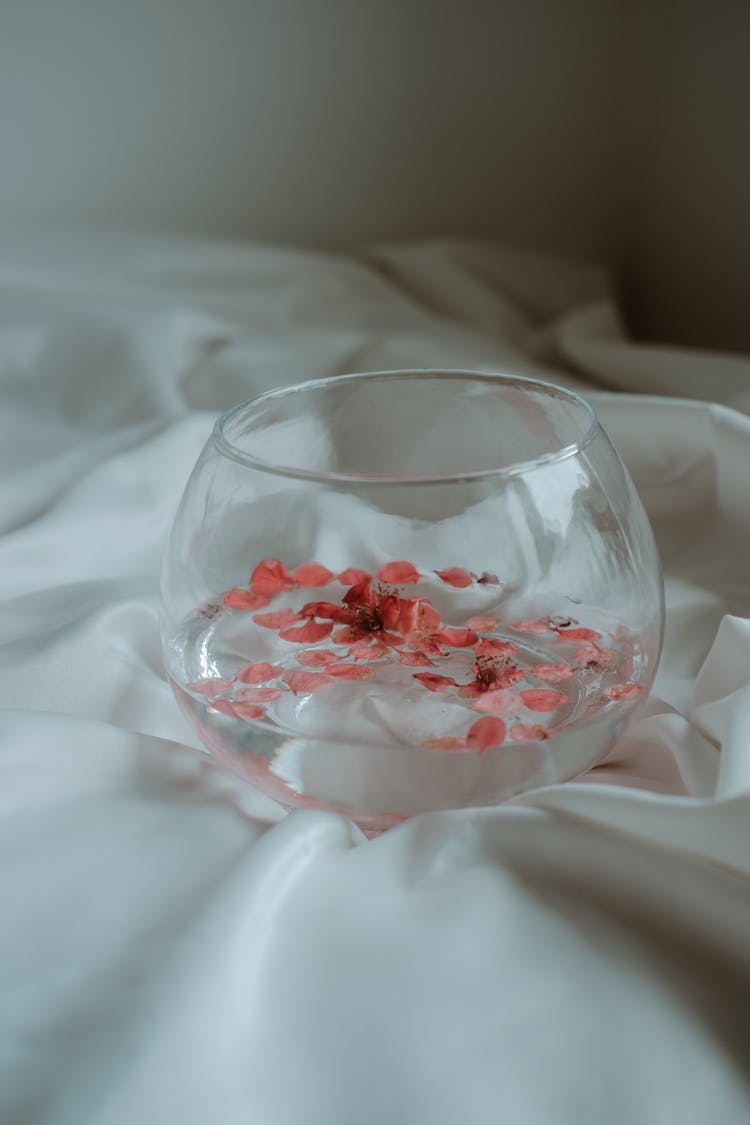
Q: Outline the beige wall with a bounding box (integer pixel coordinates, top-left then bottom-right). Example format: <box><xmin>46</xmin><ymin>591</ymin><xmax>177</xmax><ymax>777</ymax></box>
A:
<box><xmin>0</xmin><ymin>0</ymin><xmax>747</xmax><ymax>351</ymax></box>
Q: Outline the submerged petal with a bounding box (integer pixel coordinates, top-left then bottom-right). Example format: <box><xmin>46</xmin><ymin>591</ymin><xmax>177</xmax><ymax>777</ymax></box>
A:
<box><xmin>376</xmin><ymin>560</ymin><xmax>421</xmax><ymax>585</ymax></box>
<box><xmin>466</xmin><ymin>716</ymin><xmax>506</xmax><ymax>754</ymax></box>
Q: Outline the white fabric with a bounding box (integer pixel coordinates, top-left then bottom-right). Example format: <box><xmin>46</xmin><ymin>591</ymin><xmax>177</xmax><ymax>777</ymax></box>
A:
<box><xmin>2</xmin><ymin>230</ymin><xmax>750</xmax><ymax>1124</ymax></box>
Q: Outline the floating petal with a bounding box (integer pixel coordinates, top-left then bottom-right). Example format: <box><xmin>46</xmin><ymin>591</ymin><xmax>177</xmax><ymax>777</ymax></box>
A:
<box><xmin>187</xmin><ymin>678</ymin><xmax>234</xmax><ymax>697</ymax></box>
<box><xmin>533</xmin><ymin>663</ymin><xmax>575</xmax><ymax>683</ymax></box>
<box><xmin>466</xmin><ymin>716</ymin><xmax>507</xmax><ymax>754</ymax></box>
<box><xmin>283</xmin><ymin>670</ymin><xmax>335</xmax><ymax>694</ymax></box>
<box><xmin>423</xmin><ymin>736</ymin><xmax>469</xmax><ymax>752</ymax></box>
<box><xmin>472</xmin><ymin>689</ymin><xmax>520</xmax><ymax>714</ymax></box>
<box><xmin>435</xmin><ymin>567</ymin><xmax>472</xmax><ymax>588</ymax></box>
<box><xmin>279</xmin><ymin>619</ymin><xmax>335</xmax><ymax>644</ymax></box>
<box><xmin>234</xmin><ymin>687</ymin><xmax>284</xmax><ymax>702</ymax></box>
<box><xmin>464</xmin><ymin>615</ymin><xmax>500</xmax><ymax>632</ymax></box>
<box><xmin>520</xmin><ymin>689</ymin><xmax>568</xmax><ymax>712</ymax></box>
<box><xmin>603</xmin><ymin>682</ymin><xmax>644</xmax><ymax>701</ymax></box>
<box><xmin>326</xmin><ymin>663</ymin><xmax>373</xmax><ymax>680</ymax></box>
<box><xmin>290</xmin><ymin>562</ymin><xmax>335</xmax><ymax>587</ymax></box>
<box><xmin>412</xmin><ymin>672</ymin><xmax>457</xmax><ymax>693</ymax></box>
<box><xmin>557</xmin><ymin>627</ymin><xmax>602</xmax><ymax>643</ymax></box>
<box><xmin>236</xmin><ymin>661</ymin><xmax>284</xmax><ymax>684</ymax></box>
<box><xmin>249</xmin><ymin>558</ymin><xmax>294</xmax><ymax>596</ymax></box>
<box><xmin>474</xmin><ymin>638</ymin><xmax>517</xmax><ymax>658</ymax></box>
<box><xmin>376</xmin><ymin>560</ymin><xmax>421</xmax><ymax>585</ymax></box>
<box><xmin>223</xmin><ymin>588</ymin><xmax>270</xmax><ymax>611</ymax></box>
<box><xmin>338</xmin><ymin>567</ymin><xmax>371</xmax><ymax>585</ymax></box>
<box><xmin>253</xmin><ymin>608</ymin><xmax>303</xmax><ymax>629</ymax></box>
<box><xmin>396</xmin><ymin>650</ymin><xmax>435</xmax><ymax>667</ymax></box>
<box><xmin>509</xmin><ymin>723</ymin><xmax>549</xmax><ymax>741</ymax></box>
<box><xmin>437</xmin><ymin>627</ymin><xmax>478</xmax><ymax>648</ymax></box>
<box><xmin>297</xmin><ymin>649</ymin><xmax>339</xmax><ymax>667</ymax></box>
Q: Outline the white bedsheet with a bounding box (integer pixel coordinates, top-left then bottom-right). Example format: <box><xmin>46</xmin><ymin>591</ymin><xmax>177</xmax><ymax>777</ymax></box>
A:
<box><xmin>2</xmin><ymin>230</ymin><xmax>750</xmax><ymax>1124</ymax></box>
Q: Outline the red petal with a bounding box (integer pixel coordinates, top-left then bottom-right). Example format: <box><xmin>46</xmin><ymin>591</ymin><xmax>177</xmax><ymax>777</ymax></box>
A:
<box><xmin>332</xmin><ymin>625</ymin><xmax>361</xmax><ymax>645</ymax></box>
<box><xmin>494</xmin><ymin>666</ymin><xmax>527</xmax><ymax>689</ymax></box>
<box><xmin>342</xmin><ymin>577</ymin><xmax>375</xmax><ymax>608</ymax></box>
<box><xmin>464</xmin><ymin>615</ymin><xmax>500</xmax><ymax>632</ymax></box>
<box><xmin>187</xmin><ymin>678</ymin><xmax>234</xmax><ymax>697</ymax></box>
<box><xmin>300</xmin><ymin>600</ymin><xmax>353</xmax><ymax>623</ymax></box>
<box><xmin>423</xmin><ymin>736</ymin><xmax>469</xmax><ymax>752</ymax></box>
<box><xmin>326</xmin><ymin>663</ymin><xmax>373</xmax><ymax>680</ymax></box>
<box><xmin>474</xmin><ymin>638</ymin><xmax>518</xmax><ymax>658</ymax></box>
<box><xmin>233</xmin><ymin>703</ymin><xmax>266</xmax><ymax>720</ymax></box>
<box><xmin>283</xmin><ymin>670</ymin><xmax>335</xmax><ymax>694</ymax></box>
<box><xmin>457</xmin><ymin>683</ymin><xmax>481</xmax><ymax>698</ymax></box>
<box><xmin>533</xmin><ymin>663</ymin><xmax>575</xmax><ymax>683</ymax></box>
<box><xmin>466</xmin><ymin>716</ymin><xmax>507</xmax><ymax>754</ymax></box>
<box><xmin>297</xmin><ymin>649</ymin><xmax>339</xmax><ymax>667</ymax></box>
<box><xmin>437</xmin><ymin>627</ymin><xmax>478</xmax><ymax>648</ymax></box>
<box><xmin>412</xmin><ymin>672</ymin><xmax>456</xmax><ymax>693</ymax></box>
<box><xmin>210</xmin><ymin>699</ymin><xmax>240</xmax><ymax>718</ymax></box>
<box><xmin>253</xmin><ymin>608</ymin><xmax>303</xmax><ymax>629</ymax></box>
<box><xmin>223</xmin><ymin>588</ymin><xmax>270</xmax><ymax>611</ymax></box>
<box><xmin>509</xmin><ymin>723</ymin><xmax>549</xmax><ymax>741</ymax></box>
<box><xmin>250</xmin><ymin>558</ymin><xmax>294</xmax><ymax>596</ymax></box>
<box><xmin>279</xmin><ymin>619</ymin><xmax>335</xmax><ymax>644</ymax></box>
<box><xmin>603</xmin><ymin>682</ymin><xmax>644</xmax><ymax>701</ymax></box>
<box><xmin>434</xmin><ymin>567</ymin><xmax>473</xmax><ymax>588</ymax></box>
<box><xmin>396</xmin><ymin>650</ymin><xmax>435</xmax><ymax>667</ymax></box>
<box><xmin>399</xmin><ymin>598</ymin><xmax>441</xmax><ymax>639</ymax></box>
<box><xmin>236</xmin><ymin>661</ymin><xmax>284</xmax><ymax>684</ymax></box>
<box><xmin>472</xmin><ymin>690</ymin><xmax>520</xmax><ymax>714</ymax></box>
<box><xmin>376</xmin><ymin>561</ymin><xmax>421</xmax><ymax>585</ymax></box>
<box><xmin>379</xmin><ymin>593</ymin><xmax>405</xmax><ymax>630</ymax></box>
<box><xmin>520</xmin><ymin>689</ymin><xmax>568</xmax><ymax>712</ymax></box>
<box><xmin>557</xmin><ymin>627</ymin><xmax>602</xmax><ymax>643</ymax></box>
<box><xmin>338</xmin><ymin>567</ymin><xmax>371</xmax><ymax>585</ymax></box>
<box><xmin>290</xmin><ymin>562</ymin><xmax>335</xmax><ymax>587</ymax></box>
<box><xmin>234</xmin><ymin>686</ymin><xmax>284</xmax><ymax>702</ymax></box>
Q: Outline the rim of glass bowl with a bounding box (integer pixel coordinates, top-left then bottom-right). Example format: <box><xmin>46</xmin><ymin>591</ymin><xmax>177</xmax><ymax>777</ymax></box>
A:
<box><xmin>211</xmin><ymin>368</ymin><xmax>599</xmax><ymax>486</ymax></box>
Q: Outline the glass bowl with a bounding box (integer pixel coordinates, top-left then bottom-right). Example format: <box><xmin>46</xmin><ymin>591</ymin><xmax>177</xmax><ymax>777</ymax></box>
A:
<box><xmin>161</xmin><ymin>370</ymin><xmax>663</xmax><ymax>833</ymax></box>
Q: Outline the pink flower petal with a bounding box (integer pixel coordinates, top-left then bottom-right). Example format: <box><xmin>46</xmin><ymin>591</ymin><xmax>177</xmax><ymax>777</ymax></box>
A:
<box><xmin>279</xmin><ymin>619</ymin><xmax>335</xmax><ymax>644</ymax></box>
<box><xmin>434</xmin><ymin>567</ymin><xmax>472</xmax><ymax>588</ymax></box>
<box><xmin>472</xmin><ymin>689</ymin><xmax>520</xmax><ymax>714</ymax></box>
<box><xmin>477</xmin><ymin>571</ymin><xmax>501</xmax><ymax>586</ymax></box>
<box><xmin>574</xmin><ymin>643</ymin><xmax>616</xmax><ymax>668</ymax></box>
<box><xmin>466</xmin><ymin>716</ymin><xmax>507</xmax><ymax>754</ymax></box>
<box><xmin>399</xmin><ymin>598</ymin><xmax>442</xmax><ymax>640</ymax></box>
<box><xmin>236</xmin><ymin>661</ymin><xmax>284</xmax><ymax>684</ymax></box>
<box><xmin>234</xmin><ymin>686</ymin><xmax>284</xmax><ymax>702</ymax></box>
<box><xmin>338</xmin><ymin>567</ymin><xmax>371</xmax><ymax>586</ymax></box>
<box><xmin>520</xmin><ymin>689</ymin><xmax>568</xmax><ymax>712</ymax></box>
<box><xmin>423</xmin><ymin>736</ymin><xmax>469</xmax><ymax>752</ymax></box>
<box><xmin>437</xmin><ymin>627</ymin><xmax>478</xmax><ymax>648</ymax></box>
<box><xmin>233</xmin><ymin>702</ymin><xmax>267</xmax><ymax>721</ymax></box>
<box><xmin>300</xmin><ymin>600</ymin><xmax>353</xmax><ymax>623</ymax></box>
<box><xmin>376</xmin><ymin>561</ymin><xmax>421</xmax><ymax>585</ymax></box>
<box><xmin>464</xmin><ymin>615</ymin><xmax>500</xmax><ymax>632</ymax></box>
<box><xmin>253</xmin><ymin>608</ymin><xmax>303</xmax><ymax>629</ymax></box>
<box><xmin>290</xmin><ymin>562</ymin><xmax>335</xmax><ymax>587</ymax></box>
<box><xmin>533</xmin><ymin>663</ymin><xmax>575</xmax><ymax>683</ymax></box>
<box><xmin>412</xmin><ymin>672</ymin><xmax>457</xmax><ymax>693</ymax></box>
<box><xmin>283</xmin><ymin>670</ymin><xmax>335</xmax><ymax>694</ymax></box>
<box><xmin>187</xmin><ymin>678</ymin><xmax>234</xmax><ymax>697</ymax></box>
<box><xmin>210</xmin><ymin>699</ymin><xmax>241</xmax><ymax>718</ymax></box>
<box><xmin>509</xmin><ymin>723</ymin><xmax>549</xmax><ymax>741</ymax></box>
<box><xmin>347</xmin><ymin>639</ymin><xmax>390</xmax><ymax>661</ymax></box>
<box><xmin>493</xmin><ymin>666</ymin><xmax>528</xmax><ymax>688</ymax></box>
<box><xmin>474</xmin><ymin>638</ymin><xmax>518</xmax><ymax>658</ymax></box>
<box><xmin>297</xmin><ymin>649</ymin><xmax>339</xmax><ymax>667</ymax></box>
<box><xmin>603</xmin><ymin>682</ymin><xmax>644</xmax><ymax>701</ymax></box>
<box><xmin>379</xmin><ymin>593</ymin><xmax>405</xmax><ymax>630</ymax></box>
<box><xmin>223</xmin><ymin>588</ymin><xmax>270</xmax><ymax>611</ymax></box>
<box><xmin>511</xmin><ymin>618</ymin><xmax>553</xmax><ymax>634</ymax></box>
<box><xmin>557</xmin><ymin>627</ymin><xmax>602</xmax><ymax>643</ymax></box>
<box><xmin>342</xmin><ymin>577</ymin><xmax>375</xmax><ymax>608</ymax></box>
<box><xmin>249</xmin><ymin>558</ymin><xmax>294</xmax><ymax>596</ymax></box>
<box><xmin>326</xmin><ymin>663</ymin><xmax>373</xmax><ymax>680</ymax></box>
<box><xmin>395</xmin><ymin>650</ymin><xmax>435</xmax><ymax>667</ymax></box>
<box><xmin>457</xmin><ymin>683</ymin><xmax>481</xmax><ymax>699</ymax></box>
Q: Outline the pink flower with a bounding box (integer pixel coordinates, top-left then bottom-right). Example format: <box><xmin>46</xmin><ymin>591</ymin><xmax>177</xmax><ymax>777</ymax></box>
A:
<box><xmin>223</xmin><ymin>588</ymin><xmax>270</xmax><ymax>611</ymax></box>
<box><xmin>519</xmin><ymin>689</ymin><xmax>568</xmax><ymax>713</ymax></box>
<box><xmin>307</xmin><ymin>577</ymin><xmax>405</xmax><ymax>654</ymax></box>
<box><xmin>435</xmin><ymin>567</ymin><xmax>472</xmax><ymax>588</ymax></box>
<box><xmin>236</xmin><ymin>661</ymin><xmax>283</xmax><ymax>684</ymax></box>
<box><xmin>466</xmin><ymin>716</ymin><xmax>507</xmax><ymax>754</ymax></box>
<box><xmin>376</xmin><ymin>560</ymin><xmax>421</xmax><ymax>585</ymax></box>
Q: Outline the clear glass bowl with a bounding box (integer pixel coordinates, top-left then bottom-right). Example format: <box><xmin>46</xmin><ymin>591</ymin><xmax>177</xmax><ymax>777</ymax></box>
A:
<box><xmin>161</xmin><ymin>370</ymin><xmax>663</xmax><ymax>833</ymax></box>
